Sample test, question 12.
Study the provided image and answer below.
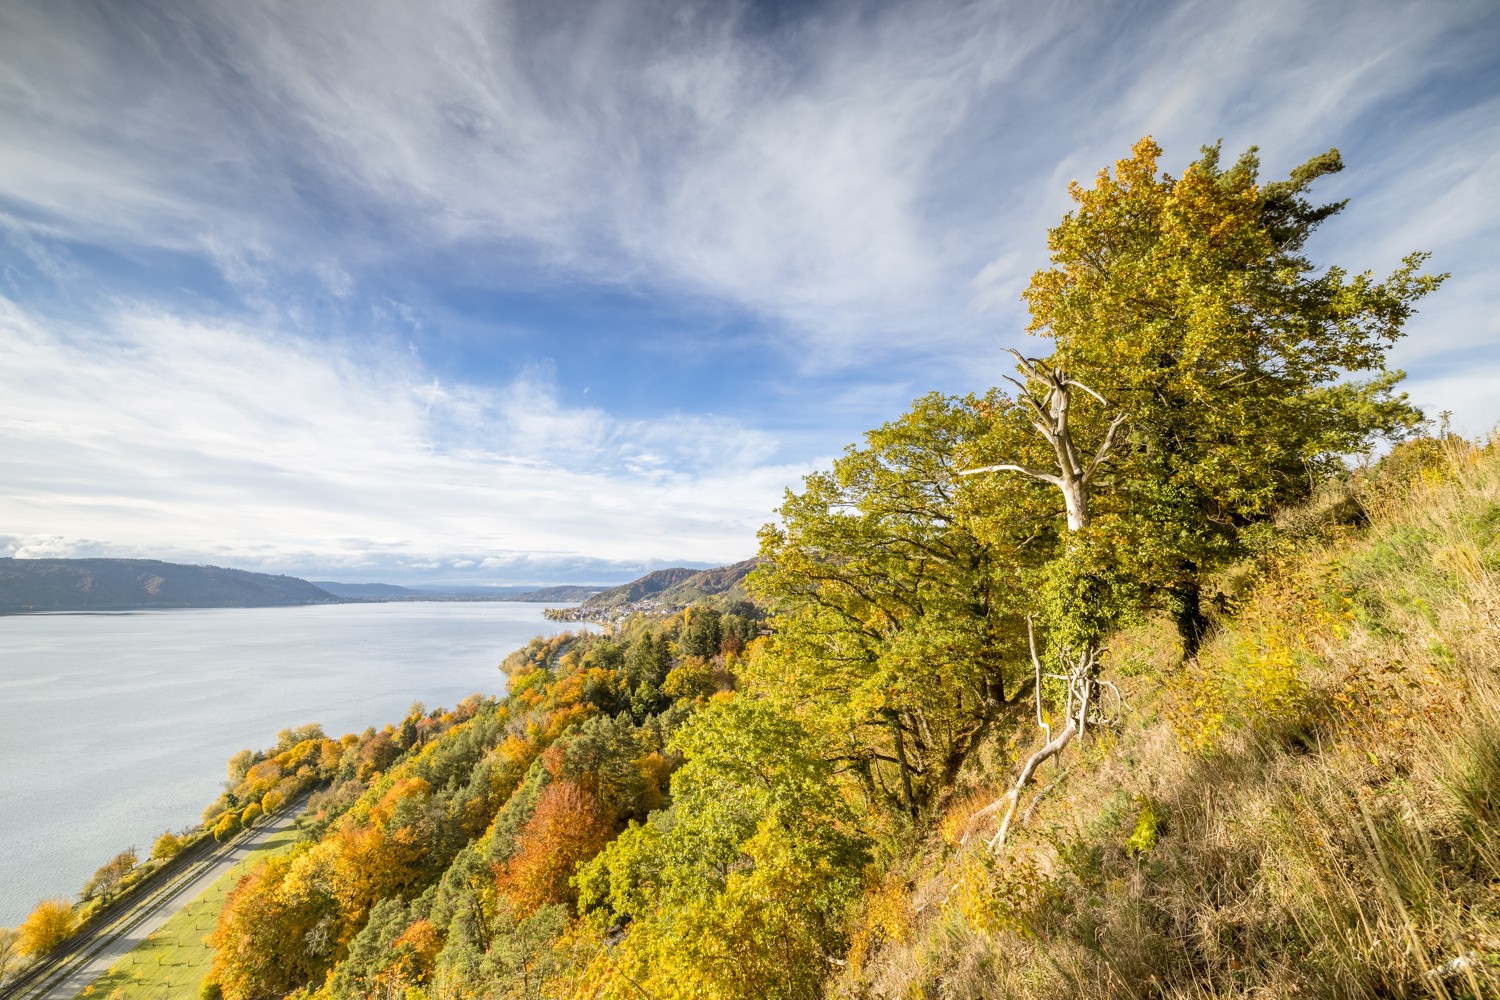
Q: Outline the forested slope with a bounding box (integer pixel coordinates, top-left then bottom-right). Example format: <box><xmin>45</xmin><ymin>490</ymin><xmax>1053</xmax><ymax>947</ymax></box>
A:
<box><xmin>577</xmin><ymin>559</ymin><xmax>758</xmax><ymax>611</ymax></box>
<box><xmin>0</xmin><ymin>558</ymin><xmax>336</xmax><ymax>614</ymax></box>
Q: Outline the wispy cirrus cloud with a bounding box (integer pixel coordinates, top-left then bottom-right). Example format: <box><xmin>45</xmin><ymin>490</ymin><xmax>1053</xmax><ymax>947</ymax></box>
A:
<box><xmin>0</xmin><ymin>1</ymin><xmax>1491</xmax><ymax>361</ymax></box>
<box><xmin>0</xmin><ymin>0</ymin><xmax>1495</xmax><ymax>579</ymax></box>
<box><xmin>0</xmin><ymin>297</ymin><xmax>797</xmax><ymax>581</ymax></box>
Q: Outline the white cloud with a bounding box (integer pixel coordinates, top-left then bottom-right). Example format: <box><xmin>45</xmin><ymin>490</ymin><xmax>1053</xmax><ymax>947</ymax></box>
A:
<box><xmin>0</xmin><ymin>297</ymin><xmax>799</xmax><ymax>580</ymax></box>
<box><xmin>0</xmin><ymin>0</ymin><xmax>1495</xmax><ymax>576</ymax></box>
<box><xmin>0</xmin><ymin>1</ymin><xmax>1487</xmax><ymax>365</ymax></box>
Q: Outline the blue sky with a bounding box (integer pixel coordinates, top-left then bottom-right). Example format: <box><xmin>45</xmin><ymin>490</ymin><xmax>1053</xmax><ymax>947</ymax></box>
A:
<box><xmin>0</xmin><ymin>0</ymin><xmax>1496</xmax><ymax>586</ymax></box>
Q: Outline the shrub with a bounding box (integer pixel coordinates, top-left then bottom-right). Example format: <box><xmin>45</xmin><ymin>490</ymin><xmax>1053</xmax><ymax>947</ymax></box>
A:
<box><xmin>198</xmin><ymin>978</ymin><xmax>222</xmax><ymax>1000</ymax></box>
<box><xmin>213</xmin><ymin>813</ymin><xmax>242</xmax><ymax>842</ymax></box>
<box><xmin>261</xmin><ymin>790</ymin><xmax>283</xmax><ymax>814</ymax></box>
<box><xmin>17</xmin><ymin>899</ymin><xmax>74</xmax><ymax>956</ymax></box>
<box><xmin>240</xmin><ymin>803</ymin><xmax>263</xmax><ymax>828</ymax></box>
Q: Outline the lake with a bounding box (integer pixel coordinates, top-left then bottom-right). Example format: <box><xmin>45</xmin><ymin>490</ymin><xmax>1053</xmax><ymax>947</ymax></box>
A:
<box><xmin>0</xmin><ymin>601</ymin><xmax>588</xmax><ymax>925</ymax></box>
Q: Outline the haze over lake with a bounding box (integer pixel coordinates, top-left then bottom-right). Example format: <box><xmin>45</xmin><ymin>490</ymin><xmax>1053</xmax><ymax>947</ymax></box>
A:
<box><xmin>0</xmin><ymin>601</ymin><xmax>589</xmax><ymax>925</ymax></box>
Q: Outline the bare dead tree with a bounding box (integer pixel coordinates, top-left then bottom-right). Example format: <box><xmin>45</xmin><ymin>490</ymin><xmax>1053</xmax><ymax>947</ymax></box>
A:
<box><xmin>958</xmin><ymin>351</ymin><xmax>1128</xmax><ymax>848</ymax></box>
<box><xmin>960</xmin><ymin>349</ymin><xmax>1127</xmax><ymax>531</ymax></box>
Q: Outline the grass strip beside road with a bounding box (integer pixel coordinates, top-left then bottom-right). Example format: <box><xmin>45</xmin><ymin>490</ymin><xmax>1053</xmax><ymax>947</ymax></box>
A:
<box><xmin>75</xmin><ymin>824</ymin><xmax>301</xmax><ymax>1000</ymax></box>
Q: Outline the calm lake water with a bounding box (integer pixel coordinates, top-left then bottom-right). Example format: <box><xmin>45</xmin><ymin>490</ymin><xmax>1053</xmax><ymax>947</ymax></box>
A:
<box><xmin>0</xmin><ymin>602</ymin><xmax>588</xmax><ymax>925</ymax></box>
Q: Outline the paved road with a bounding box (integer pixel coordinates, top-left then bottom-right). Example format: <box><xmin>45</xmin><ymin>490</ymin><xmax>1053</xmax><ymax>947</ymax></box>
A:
<box><xmin>8</xmin><ymin>802</ymin><xmax>304</xmax><ymax>1000</ymax></box>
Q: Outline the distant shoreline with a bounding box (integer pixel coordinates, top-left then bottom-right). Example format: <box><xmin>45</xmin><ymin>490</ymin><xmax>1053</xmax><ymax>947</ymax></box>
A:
<box><xmin>0</xmin><ymin>596</ymin><xmax>589</xmax><ymax>616</ymax></box>
<box><xmin>0</xmin><ymin>557</ymin><xmax>610</xmax><ymax>616</ymax></box>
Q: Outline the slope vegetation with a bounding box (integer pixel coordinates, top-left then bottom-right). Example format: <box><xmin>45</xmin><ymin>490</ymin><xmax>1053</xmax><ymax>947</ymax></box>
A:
<box><xmin>578</xmin><ymin>558</ymin><xmax>758</xmax><ymax>610</ymax></box>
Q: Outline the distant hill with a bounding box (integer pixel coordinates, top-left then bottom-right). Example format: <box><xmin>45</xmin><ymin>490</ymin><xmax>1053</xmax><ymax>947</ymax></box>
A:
<box><xmin>314</xmin><ymin>582</ymin><xmax>603</xmax><ymax>601</ymax></box>
<box><xmin>579</xmin><ymin>567</ymin><xmax>702</xmax><ymax>608</ymax></box>
<box><xmin>579</xmin><ymin>558</ymin><xmax>759</xmax><ymax>610</ymax></box>
<box><xmin>506</xmin><ymin>585</ymin><xmax>604</xmax><ymax>603</ymax></box>
<box><xmin>0</xmin><ymin>558</ymin><xmax>337</xmax><ymax>614</ymax></box>
<box><xmin>313</xmin><ymin>581</ymin><xmax>417</xmax><ymax>597</ymax></box>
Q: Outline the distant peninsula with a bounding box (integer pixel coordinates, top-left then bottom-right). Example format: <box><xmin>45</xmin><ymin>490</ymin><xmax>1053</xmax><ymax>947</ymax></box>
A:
<box><xmin>544</xmin><ymin>557</ymin><xmax>759</xmax><ymax>623</ymax></box>
<box><xmin>0</xmin><ymin>558</ymin><xmax>337</xmax><ymax>614</ymax></box>
<box><xmin>0</xmin><ymin>556</ymin><xmax>752</xmax><ymax>615</ymax></box>
<box><xmin>0</xmin><ymin>557</ymin><xmax>649</xmax><ymax>615</ymax></box>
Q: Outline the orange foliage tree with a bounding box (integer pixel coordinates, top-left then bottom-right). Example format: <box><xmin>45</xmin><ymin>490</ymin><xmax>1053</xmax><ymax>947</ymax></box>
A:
<box><xmin>323</xmin><ymin>821</ymin><xmax>429</xmax><ymax>928</ymax></box>
<box><xmin>209</xmin><ymin>851</ymin><xmax>330</xmax><ymax>1000</ymax></box>
<box><xmin>495</xmin><ymin>780</ymin><xmax>611</xmax><ymax>917</ymax></box>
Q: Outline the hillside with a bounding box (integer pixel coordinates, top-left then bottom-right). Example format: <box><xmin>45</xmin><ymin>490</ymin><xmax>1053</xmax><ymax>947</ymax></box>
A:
<box><xmin>0</xmin><ymin>559</ymin><xmax>336</xmax><ymax>614</ymax></box>
<box><xmin>578</xmin><ymin>558</ymin><xmax>758</xmax><ymax>610</ymax></box>
<box><xmin>504</xmin><ymin>584</ymin><xmax>602</xmax><ymax>602</ymax></box>
<box><xmin>310</xmin><ymin>582</ymin><xmax>417</xmax><ymax>598</ymax></box>
<box><xmin>577</xmin><ymin>566</ymin><xmax>701</xmax><ymax>607</ymax></box>
<box><xmin>17</xmin><ymin>444</ymin><xmax>1498</xmax><ymax>1000</ymax></box>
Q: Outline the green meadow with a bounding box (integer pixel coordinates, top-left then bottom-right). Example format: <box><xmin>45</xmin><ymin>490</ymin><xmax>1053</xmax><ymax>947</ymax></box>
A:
<box><xmin>78</xmin><ymin>825</ymin><xmax>301</xmax><ymax>1000</ymax></box>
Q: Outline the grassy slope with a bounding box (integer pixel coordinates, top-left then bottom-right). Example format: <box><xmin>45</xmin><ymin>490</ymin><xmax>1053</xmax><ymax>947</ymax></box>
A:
<box><xmin>78</xmin><ymin>825</ymin><xmax>302</xmax><ymax>1000</ymax></box>
<box><xmin>851</xmin><ymin>440</ymin><xmax>1500</xmax><ymax>998</ymax></box>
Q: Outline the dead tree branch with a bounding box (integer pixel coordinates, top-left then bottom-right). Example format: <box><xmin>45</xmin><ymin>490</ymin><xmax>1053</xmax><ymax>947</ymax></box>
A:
<box><xmin>958</xmin><ymin>350</ymin><xmax>1126</xmax><ymax>531</ymax></box>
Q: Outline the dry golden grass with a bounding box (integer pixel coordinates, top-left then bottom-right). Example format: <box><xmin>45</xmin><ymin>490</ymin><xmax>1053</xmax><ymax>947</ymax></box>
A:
<box><xmin>843</xmin><ymin>436</ymin><xmax>1500</xmax><ymax>998</ymax></box>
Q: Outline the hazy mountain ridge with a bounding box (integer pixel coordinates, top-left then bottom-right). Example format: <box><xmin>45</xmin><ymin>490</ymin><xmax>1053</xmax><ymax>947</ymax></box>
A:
<box><xmin>314</xmin><ymin>582</ymin><xmax>607</xmax><ymax>602</ymax></box>
<box><xmin>0</xmin><ymin>558</ymin><xmax>337</xmax><ymax>614</ymax></box>
<box><xmin>505</xmin><ymin>585</ymin><xmax>602</xmax><ymax>602</ymax></box>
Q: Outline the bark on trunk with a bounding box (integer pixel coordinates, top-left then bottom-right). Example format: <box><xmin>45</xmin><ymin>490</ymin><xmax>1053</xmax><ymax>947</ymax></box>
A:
<box><xmin>891</xmin><ymin>714</ymin><xmax>916</xmax><ymax>818</ymax></box>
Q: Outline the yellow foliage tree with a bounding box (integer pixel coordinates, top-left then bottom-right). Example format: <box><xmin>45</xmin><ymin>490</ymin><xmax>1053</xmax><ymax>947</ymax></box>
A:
<box><xmin>17</xmin><ymin>898</ymin><xmax>74</xmax><ymax>956</ymax></box>
<box><xmin>213</xmin><ymin>812</ymin><xmax>241</xmax><ymax>842</ymax></box>
<box><xmin>150</xmin><ymin>831</ymin><xmax>182</xmax><ymax>860</ymax></box>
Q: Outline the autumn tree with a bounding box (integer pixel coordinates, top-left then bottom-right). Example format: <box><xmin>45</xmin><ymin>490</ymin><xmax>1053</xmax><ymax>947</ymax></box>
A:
<box><xmin>16</xmin><ymin>899</ymin><xmax>74</xmax><ymax>957</ymax></box>
<box><xmin>209</xmin><ymin>851</ymin><xmax>332</xmax><ymax>1000</ymax></box>
<box><xmin>579</xmin><ymin>698</ymin><xmax>868</xmax><ymax>998</ymax></box>
<box><xmin>752</xmin><ymin>391</ymin><xmax>1049</xmax><ymax>816</ymax></box>
<box><xmin>495</xmin><ymin>780</ymin><xmax>610</xmax><ymax>916</ymax></box>
<box><xmin>958</xmin><ymin>137</ymin><xmax>1444</xmax><ymax>843</ymax></box>
<box><xmin>0</xmin><ymin>926</ymin><xmax>20</xmax><ymax>983</ymax></box>
<box><xmin>81</xmin><ymin>847</ymin><xmax>138</xmax><ymax>901</ymax></box>
<box><xmin>213</xmin><ymin>812</ymin><xmax>242</xmax><ymax>842</ymax></box>
<box><xmin>356</xmin><ymin>730</ymin><xmax>397</xmax><ymax>782</ymax></box>
<box><xmin>151</xmin><ymin>831</ymin><xmax>183</xmax><ymax>860</ymax></box>
<box><xmin>1008</xmin><ymin>136</ymin><xmax>1443</xmax><ymax>651</ymax></box>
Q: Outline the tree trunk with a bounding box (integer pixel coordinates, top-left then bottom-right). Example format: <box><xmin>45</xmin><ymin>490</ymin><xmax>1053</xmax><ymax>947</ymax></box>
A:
<box><xmin>1169</xmin><ymin>583</ymin><xmax>1210</xmax><ymax>660</ymax></box>
<box><xmin>890</xmin><ymin>713</ymin><xmax>916</xmax><ymax>818</ymax></box>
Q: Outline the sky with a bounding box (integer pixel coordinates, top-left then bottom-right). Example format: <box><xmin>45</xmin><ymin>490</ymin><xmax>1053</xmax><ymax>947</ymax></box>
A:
<box><xmin>0</xmin><ymin>0</ymin><xmax>1496</xmax><ymax>586</ymax></box>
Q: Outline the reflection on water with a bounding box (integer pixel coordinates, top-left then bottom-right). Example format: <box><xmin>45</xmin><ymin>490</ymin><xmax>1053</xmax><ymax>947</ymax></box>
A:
<box><xmin>0</xmin><ymin>601</ymin><xmax>587</xmax><ymax>924</ymax></box>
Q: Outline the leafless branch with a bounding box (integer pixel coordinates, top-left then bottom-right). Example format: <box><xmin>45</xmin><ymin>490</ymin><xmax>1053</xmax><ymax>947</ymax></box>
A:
<box><xmin>1082</xmin><ymin>412</ymin><xmax>1129</xmax><ymax>485</ymax></box>
<box><xmin>957</xmin><ymin>463</ymin><xmax>1062</xmax><ymax>486</ymax></box>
